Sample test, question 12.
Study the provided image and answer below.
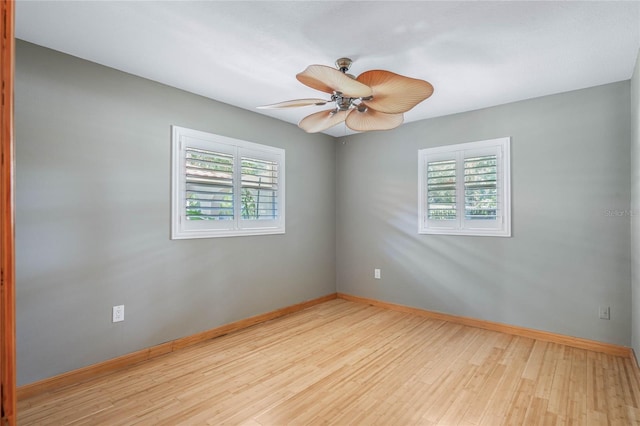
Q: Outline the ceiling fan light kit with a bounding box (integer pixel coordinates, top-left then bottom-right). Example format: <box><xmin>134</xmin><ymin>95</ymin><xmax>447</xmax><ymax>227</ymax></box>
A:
<box><xmin>258</xmin><ymin>58</ymin><xmax>434</xmax><ymax>133</ymax></box>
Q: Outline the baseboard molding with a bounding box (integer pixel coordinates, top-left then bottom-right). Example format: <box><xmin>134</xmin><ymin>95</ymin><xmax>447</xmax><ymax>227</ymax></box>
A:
<box><xmin>337</xmin><ymin>293</ymin><xmax>633</xmax><ymax>358</ymax></box>
<box><xmin>18</xmin><ymin>291</ymin><xmax>633</xmax><ymax>400</ymax></box>
<box><xmin>17</xmin><ymin>293</ymin><xmax>337</xmax><ymax>400</ymax></box>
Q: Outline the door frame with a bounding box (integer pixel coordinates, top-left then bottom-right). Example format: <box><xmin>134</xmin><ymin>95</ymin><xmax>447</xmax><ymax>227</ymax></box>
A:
<box><xmin>0</xmin><ymin>0</ymin><xmax>15</xmax><ymax>424</ymax></box>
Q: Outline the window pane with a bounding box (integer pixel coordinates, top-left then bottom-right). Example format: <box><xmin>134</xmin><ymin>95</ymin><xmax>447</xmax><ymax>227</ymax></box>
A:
<box><xmin>464</xmin><ymin>155</ymin><xmax>497</xmax><ymax>220</ymax></box>
<box><xmin>241</xmin><ymin>157</ymin><xmax>279</xmax><ymax>220</ymax></box>
<box><xmin>185</xmin><ymin>148</ymin><xmax>234</xmax><ymax>220</ymax></box>
<box><xmin>427</xmin><ymin>159</ymin><xmax>456</xmax><ymax>220</ymax></box>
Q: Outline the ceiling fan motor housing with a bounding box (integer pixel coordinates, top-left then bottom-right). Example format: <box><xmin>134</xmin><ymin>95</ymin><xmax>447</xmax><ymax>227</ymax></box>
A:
<box><xmin>333</xmin><ymin>92</ymin><xmax>354</xmax><ymax>111</ymax></box>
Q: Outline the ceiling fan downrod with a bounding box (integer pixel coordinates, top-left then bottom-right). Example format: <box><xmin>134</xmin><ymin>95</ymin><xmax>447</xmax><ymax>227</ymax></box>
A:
<box><xmin>335</xmin><ymin>57</ymin><xmax>353</xmax><ymax>73</ymax></box>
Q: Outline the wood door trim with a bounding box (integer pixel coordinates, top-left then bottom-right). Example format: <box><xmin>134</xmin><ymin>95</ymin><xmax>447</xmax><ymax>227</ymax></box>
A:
<box><xmin>0</xmin><ymin>0</ymin><xmax>15</xmax><ymax>424</ymax></box>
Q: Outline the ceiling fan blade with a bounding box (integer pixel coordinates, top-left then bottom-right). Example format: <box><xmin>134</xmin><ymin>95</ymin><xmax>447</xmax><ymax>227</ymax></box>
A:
<box><xmin>257</xmin><ymin>98</ymin><xmax>328</xmax><ymax>109</ymax></box>
<box><xmin>298</xmin><ymin>108</ymin><xmax>349</xmax><ymax>133</ymax></box>
<box><xmin>345</xmin><ymin>107</ymin><xmax>404</xmax><ymax>132</ymax></box>
<box><xmin>357</xmin><ymin>70</ymin><xmax>434</xmax><ymax>114</ymax></box>
<box><xmin>297</xmin><ymin>65</ymin><xmax>372</xmax><ymax>98</ymax></box>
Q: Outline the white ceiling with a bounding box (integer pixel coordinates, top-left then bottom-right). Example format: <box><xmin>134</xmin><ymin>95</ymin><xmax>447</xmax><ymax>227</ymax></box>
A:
<box><xmin>15</xmin><ymin>1</ymin><xmax>640</xmax><ymax>137</ymax></box>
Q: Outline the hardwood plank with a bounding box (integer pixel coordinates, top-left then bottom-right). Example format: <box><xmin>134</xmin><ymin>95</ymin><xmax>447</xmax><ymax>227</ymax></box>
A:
<box><xmin>17</xmin><ymin>299</ymin><xmax>640</xmax><ymax>425</ymax></box>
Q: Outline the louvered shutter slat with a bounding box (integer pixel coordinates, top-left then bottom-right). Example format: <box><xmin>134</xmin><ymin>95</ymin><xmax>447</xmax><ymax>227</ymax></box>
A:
<box><xmin>241</xmin><ymin>157</ymin><xmax>279</xmax><ymax>220</ymax></box>
<box><xmin>185</xmin><ymin>148</ymin><xmax>234</xmax><ymax>221</ymax></box>
<box><xmin>464</xmin><ymin>155</ymin><xmax>497</xmax><ymax>220</ymax></box>
<box><xmin>427</xmin><ymin>159</ymin><xmax>456</xmax><ymax>220</ymax></box>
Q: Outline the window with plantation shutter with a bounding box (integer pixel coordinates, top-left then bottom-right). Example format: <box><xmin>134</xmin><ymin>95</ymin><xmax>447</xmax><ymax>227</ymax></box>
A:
<box><xmin>172</xmin><ymin>126</ymin><xmax>285</xmax><ymax>239</ymax></box>
<box><xmin>419</xmin><ymin>137</ymin><xmax>510</xmax><ymax>237</ymax></box>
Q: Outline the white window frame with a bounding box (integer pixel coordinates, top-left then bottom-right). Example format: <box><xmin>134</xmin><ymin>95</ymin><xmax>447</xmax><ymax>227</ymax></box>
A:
<box><xmin>171</xmin><ymin>126</ymin><xmax>285</xmax><ymax>239</ymax></box>
<box><xmin>418</xmin><ymin>137</ymin><xmax>511</xmax><ymax>237</ymax></box>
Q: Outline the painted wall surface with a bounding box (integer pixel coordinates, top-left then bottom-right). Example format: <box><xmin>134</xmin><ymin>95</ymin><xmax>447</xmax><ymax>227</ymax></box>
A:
<box><xmin>15</xmin><ymin>38</ymin><xmax>636</xmax><ymax>386</ymax></box>
<box><xmin>632</xmin><ymin>49</ymin><xmax>640</xmax><ymax>357</ymax></box>
<box><xmin>336</xmin><ymin>82</ymin><xmax>632</xmax><ymax>346</ymax></box>
<box><xmin>15</xmin><ymin>41</ymin><xmax>337</xmax><ymax>385</ymax></box>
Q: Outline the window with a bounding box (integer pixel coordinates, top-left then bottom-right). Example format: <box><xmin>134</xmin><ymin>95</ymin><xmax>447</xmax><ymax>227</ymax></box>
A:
<box><xmin>171</xmin><ymin>126</ymin><xmax>285</xmax><ymax>239</ymax></box>
<box><xmin>418</xmin><ymin>137</ymin><xmax>511</xmax><ymax>237</ymax></box>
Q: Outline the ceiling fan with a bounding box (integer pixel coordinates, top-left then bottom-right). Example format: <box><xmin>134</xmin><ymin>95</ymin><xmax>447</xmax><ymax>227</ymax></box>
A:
<box><xmin>258</xmin><ymin>58</ymin><xmax>434</xmax><ymax>133</ymax></box>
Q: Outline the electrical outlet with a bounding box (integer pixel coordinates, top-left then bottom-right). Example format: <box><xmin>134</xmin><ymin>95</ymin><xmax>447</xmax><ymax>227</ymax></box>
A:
<box><xmin>598</xmin><ymin>306</ymin><xmax>610</xmax><ymax>320</ymax></box>
<box><xmin>374</xmin><ymin>268</ymin><xmax>381</xmax><ymax>279</ymax></box>
<box><xmin>112</xmin><ymin>305</ymin><xmax>125</xmax><ymax>323</ymax></box>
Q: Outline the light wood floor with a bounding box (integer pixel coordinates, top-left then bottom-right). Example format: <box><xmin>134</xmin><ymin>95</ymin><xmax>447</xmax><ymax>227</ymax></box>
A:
<box><xmin>17</xmin><ymin>299</ymin><xmax>640</xmax><ymax>425</ymax></box>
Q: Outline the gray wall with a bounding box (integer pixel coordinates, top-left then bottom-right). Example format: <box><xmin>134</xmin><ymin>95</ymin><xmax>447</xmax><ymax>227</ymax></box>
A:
<box><xmin>15</xmin><ymin>41</ymin><xmax>337</xmax><ymax>386</ymax></box>
<box><xmin>16</xmin><ymin>39</ymin><xmax>636</xmax><ymax>387</ymax></box>
<box><xmin>336</xmin><ymin>81</ymin><xmax>632</xmax><ymax>346</ymax></box>
<box><xmin>632</xmin><ymin>49</ymin><xmax>640</xmax><ymax>358</ymax></box>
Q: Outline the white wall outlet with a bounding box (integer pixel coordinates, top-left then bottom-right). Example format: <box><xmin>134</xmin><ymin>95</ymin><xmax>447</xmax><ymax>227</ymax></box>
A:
<box><xmin>374</xmin><ymin>268</ymin><xmax>381</xmax><ymax>279</ymax></box>
<box><xmin>598</xmin><ymin>306</ymin><xmax>610</xmax><ymax>320</ymax></box>
<box><xmin>112</xmin><ymin>305</ymin><xmax>125</xmax><ymax>323</ymax></box>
